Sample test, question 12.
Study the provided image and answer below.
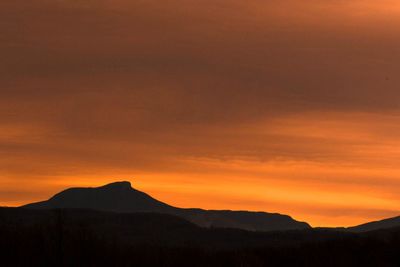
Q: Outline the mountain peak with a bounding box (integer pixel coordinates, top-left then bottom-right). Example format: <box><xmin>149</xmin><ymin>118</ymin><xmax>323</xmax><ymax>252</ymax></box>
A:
<box><xmin>101</xmin><ymin>181</ymin><xmax>132</xmax><ymax>190</ymax></box>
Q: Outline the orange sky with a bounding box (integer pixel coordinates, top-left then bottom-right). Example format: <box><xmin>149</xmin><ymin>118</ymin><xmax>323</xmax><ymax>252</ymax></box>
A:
<box><xmin>1</xmin><ymin>0</ymin><xmax>400</xmax><ymax>227</ymax></box>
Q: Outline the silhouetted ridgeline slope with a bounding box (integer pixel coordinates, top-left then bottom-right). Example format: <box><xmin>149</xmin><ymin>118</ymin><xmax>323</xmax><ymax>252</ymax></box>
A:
<box><xmin>1</xmin><ymin>207</ymin><xmax>400</xmax><ymax>267</ymax></box>
<box><xmin>23</xmin><ymin>181</ymin><xmax>310</xmax><ymax>231</ymax></box>
<box><xmin>348</xmin><ymin>216</ymin><xmax>400</xmax><ymax>232</ymax></box>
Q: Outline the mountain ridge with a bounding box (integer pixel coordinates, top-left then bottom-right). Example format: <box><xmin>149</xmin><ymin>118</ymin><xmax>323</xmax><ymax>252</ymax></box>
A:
<box><xmin>22</xmin><ymin>180</ymin><xmax>310</xmax><ymax>231</ymax></box>
<box><xmin>24</xmin><ymin>181</ymin><xmax>400</xmax><ymax>231</ymax></box>
<box><xmin>347</xmin><ymin>216</ymin><xmax>400</xmax><ymax>232</ymax></box>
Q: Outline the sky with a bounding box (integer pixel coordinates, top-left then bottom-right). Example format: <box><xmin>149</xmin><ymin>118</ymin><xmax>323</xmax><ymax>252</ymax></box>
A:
<box><xmin>1</xmin><ymin>0</ymin><xmax>400</xmax><ymax>227</ymax></box>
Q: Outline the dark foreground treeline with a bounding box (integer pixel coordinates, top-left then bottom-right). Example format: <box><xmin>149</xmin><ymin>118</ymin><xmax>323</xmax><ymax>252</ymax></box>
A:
<box><xmin>0</xmin><ymin>208</ymin><xmax>399</xmax><ymax>267</ymax></box>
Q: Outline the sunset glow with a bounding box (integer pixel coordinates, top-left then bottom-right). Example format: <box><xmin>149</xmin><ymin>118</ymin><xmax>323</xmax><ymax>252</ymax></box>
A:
<box><xmin>1</xmin><ymin>0</ymin><xmax>400</xmax><ymax>227</ymax></box>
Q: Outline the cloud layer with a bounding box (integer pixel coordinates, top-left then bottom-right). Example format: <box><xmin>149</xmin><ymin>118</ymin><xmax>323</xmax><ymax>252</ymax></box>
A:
<box><xmin>1</xmin><ymin>0</ymin><xmax>400</xmax><ymax>226</ymax></box>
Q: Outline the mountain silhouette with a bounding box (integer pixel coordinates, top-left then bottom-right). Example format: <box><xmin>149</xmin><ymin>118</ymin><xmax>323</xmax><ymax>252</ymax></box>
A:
<box><xmin>348</xmin><ymin>216</ymin><xmax>400</xmax><ymax>232</ymax></box>
<box><xmin>23</xmin><ymin>181</ymin><xmax>310</xmax><ymax>231</ymax></box>
<box><xmin>24</xmin><ymin>181</ymin><xmax>174</xmax><ymax>213</ymax></box>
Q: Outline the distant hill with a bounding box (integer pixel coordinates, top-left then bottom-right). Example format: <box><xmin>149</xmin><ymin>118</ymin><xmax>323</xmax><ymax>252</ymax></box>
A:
<box><xmin>348</xmin><ymin>216</ymin><xmax>400</xmax><ymax>232</ymax></box>
<box><xmin>22</xmin><ymin>181</ymin><xmax>310</xmax><ymax>231</ymax></box>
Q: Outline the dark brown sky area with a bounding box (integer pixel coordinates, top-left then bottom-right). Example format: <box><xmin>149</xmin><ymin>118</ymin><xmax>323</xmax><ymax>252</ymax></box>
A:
<box><xmin>1</xmin><ymin>0</ymin><xmax>400</xmax><ymax>226</ymax></box>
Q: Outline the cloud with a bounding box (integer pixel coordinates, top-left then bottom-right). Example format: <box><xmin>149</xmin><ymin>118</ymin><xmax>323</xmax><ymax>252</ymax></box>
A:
<box><xmin>1</xmin><ymin>0</ymin><xmax>400</xmax><ymax>226</ymax></box>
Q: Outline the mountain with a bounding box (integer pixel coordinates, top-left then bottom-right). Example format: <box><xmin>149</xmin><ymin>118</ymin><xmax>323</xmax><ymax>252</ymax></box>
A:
<box><xmin>22</xmin><ymin>181</ymin><xmax>310</xmax><ymax>231</ymax></box>
<box><xmin>348</xmin><ymin>216</ymin><xmax>400</xmax><ymax>232</ymax></box>
<box><xmin>23</xmin><ymin>181</ymin><xmax>175</xmax><ymax>213</ymax></box>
